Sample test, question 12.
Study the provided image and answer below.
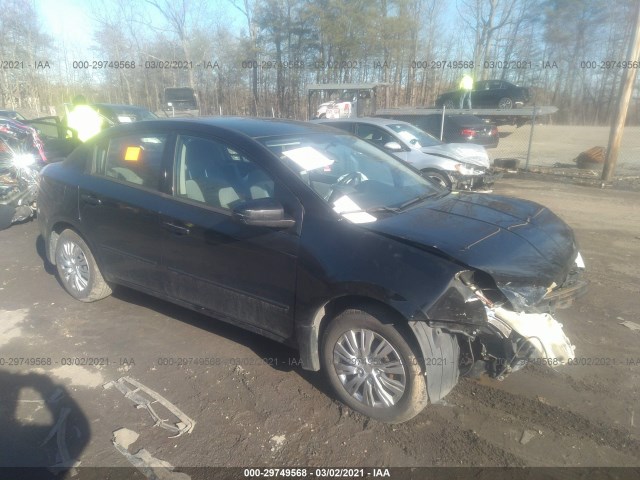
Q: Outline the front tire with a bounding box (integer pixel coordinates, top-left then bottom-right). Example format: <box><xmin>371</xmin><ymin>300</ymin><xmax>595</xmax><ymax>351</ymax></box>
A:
<box><xmin>321</xmin><ymin>309</ymin><xmax>429</xmax><ymax>423</ymax></box>
<box><xmin>55</xmin><ymin>229</ymin><xmax>112</xmax><ymax>302</ymax></box>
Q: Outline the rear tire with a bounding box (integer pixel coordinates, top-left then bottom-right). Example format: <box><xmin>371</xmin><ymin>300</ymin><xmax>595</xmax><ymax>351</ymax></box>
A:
<box><xmin>55</xmin><ymin>229</ymin><xmax>112</xmax><ymax>302</ymax></box>
<box><xmin>498</xmin><ymin>97</ymin><xmax>513</xmax><ymax>109</ymax></box>
<box><xmin>321</xmin><ymin>309</ymin><xmax>429</xmax><ymax>423</ymax></box>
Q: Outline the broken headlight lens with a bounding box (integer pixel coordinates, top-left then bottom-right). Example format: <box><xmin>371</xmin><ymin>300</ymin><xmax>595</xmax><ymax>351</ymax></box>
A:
<box><xmin>495</xmin><ymin>284</ymin><xmax>548</xmax><ymax>312</ymax></box>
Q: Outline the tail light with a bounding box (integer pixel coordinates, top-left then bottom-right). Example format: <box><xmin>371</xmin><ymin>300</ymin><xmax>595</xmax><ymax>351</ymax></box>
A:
<box><xmin>460</xmin><ymin>128</ymin><xmax>476</xmax><ymax>138</ymax></box>
<box><xmin>490</xmin><ymin>126</ymin><xmax>498</xmax><ymax>136</ymax></box>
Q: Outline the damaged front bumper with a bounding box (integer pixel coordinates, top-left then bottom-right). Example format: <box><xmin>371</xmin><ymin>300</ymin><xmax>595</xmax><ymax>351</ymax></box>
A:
<box><xmin>480</xmin><ymin>306</ymin><xmax>576</xmax><ymax>379</ymax></box>
<box><xmin>451</xmin><ymin>168</ymin><xmax>502</xmax><ymax>191</ymax></box>
<box><xmin>425</xmin><ymin>264</ymin><xmax>586</xmax><ymax>381</ymax></box>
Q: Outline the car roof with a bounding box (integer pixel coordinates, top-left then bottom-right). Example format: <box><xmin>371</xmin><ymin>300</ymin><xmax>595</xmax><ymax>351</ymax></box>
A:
<box><xmin>99</xmin><ymin>116</ymin><xmax>346</xmax><ymax>139</ymax></box>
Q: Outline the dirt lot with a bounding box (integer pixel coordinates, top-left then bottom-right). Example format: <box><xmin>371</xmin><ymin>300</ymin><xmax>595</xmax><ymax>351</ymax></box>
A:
<box><xmin>1</xmin><ymin>177</ymin><xmax>639</xmax><ymax>476</ymax></box>
<box><xmin>490</xmin><ymin>124</ymin><xmax>640</xmax><ymax>177</ymax></box>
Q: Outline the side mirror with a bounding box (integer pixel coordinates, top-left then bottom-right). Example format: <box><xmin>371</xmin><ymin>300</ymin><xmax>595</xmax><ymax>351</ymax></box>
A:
<box><xmin>232</xmin><ymin>198</ymin><xmax>296</xmax><ymax>229</ymax></box>
<box><xmin>383</xmin><ymin>141</ymin><xmax>403</xmax><ymax>152</ymax></box>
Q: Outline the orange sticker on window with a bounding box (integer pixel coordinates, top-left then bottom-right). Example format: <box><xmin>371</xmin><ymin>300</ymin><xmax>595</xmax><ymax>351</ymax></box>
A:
<box><xmin>124</xmin><ymin>146</ymin><xmax>141</xmax><ymax>161</ymax></box>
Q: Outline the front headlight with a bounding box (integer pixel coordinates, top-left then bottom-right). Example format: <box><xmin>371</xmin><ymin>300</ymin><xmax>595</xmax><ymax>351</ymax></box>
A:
<box><xmin>454</xmin><ymin>163</ymin><xmax>481</xmax><ymax>176</ymax></box>
<box><xmin>12</xmin><ymin>153</ymin><xmax>35</xmax><ymax>169</ymax></box>
<box><xmin>495</xmin><ymin>283</ymin><xmax>548</xmax><ymax>311</ymax></box>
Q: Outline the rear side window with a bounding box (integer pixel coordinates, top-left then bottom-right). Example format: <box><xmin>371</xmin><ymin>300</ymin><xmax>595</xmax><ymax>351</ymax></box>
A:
<box><xmin>95</xmin><ymin>134</ymin><xmax>168</xmax><ymax>190</ymax></box>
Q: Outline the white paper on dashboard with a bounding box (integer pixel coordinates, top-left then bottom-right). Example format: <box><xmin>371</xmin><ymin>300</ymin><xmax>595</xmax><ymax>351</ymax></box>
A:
<box><xmin>341</xmin><ymin>212</ymin><xmax>377</xmax><ymax>223</ymax></box>
<box><xmin>283</xmin><ymin>146</ymin><xmax>334</xmax><ymax>172</ymax></box>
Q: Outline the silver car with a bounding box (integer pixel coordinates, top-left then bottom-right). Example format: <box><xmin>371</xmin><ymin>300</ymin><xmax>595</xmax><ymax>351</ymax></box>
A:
<box><xmin>313</xmin><ymin>117</ymin><xmax>497</xmax><ymax>190</ymax></box>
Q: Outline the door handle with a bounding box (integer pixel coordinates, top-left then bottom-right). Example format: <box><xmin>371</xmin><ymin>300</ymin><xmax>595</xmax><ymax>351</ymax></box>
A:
<box><xmin>162</xmin><ymin>221</ymin><xmax>191</xmax><ymax>236</ymax></box>
<box><xmin>80</xmin><ymin>193</ymin><xmax>102</xmax><ymax>206</ymax></box>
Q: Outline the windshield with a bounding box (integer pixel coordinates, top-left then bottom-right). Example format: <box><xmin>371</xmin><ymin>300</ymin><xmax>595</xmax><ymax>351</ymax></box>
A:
<box><xmin>387</xmin><ymin>123</ymin><xmax>441</xmax><ymax>148</ymax></box>
<box><xmin>261</xmin><ymin>133</ymin><xmax>444</xmax><ymax>223</ymax></box>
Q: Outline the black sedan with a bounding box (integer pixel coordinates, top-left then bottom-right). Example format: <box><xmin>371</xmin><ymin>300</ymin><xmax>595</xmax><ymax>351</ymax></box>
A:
<box><xmin>38</xmin><ymin>118</ymin><xmax>586</xmax><ymax>423</ymax></box>
<box><xmin>377</xmin><ymin>113</ymin><xmax>499</xmax><ymax>148</ymax></box>
<box><xmin>436</xmin><ymin>80</ymin><xmax>532</xmax><ymax>110</ymax></box>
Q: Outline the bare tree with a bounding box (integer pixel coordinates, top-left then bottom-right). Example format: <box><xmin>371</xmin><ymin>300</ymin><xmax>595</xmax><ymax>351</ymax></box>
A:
<box><xmin>457</xmin><ymin>0</ymin><xmax>517</xmax><ymax>80</ymax></box>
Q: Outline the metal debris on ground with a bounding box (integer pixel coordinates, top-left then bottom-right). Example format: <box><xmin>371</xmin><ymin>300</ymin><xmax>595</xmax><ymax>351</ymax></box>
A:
<box><xmin>619</xmin><ymin>320</ymin><xmax>640</xmax><ymax>331</ymax></box>
<box><xmin>40</xmin><ymin>406</ymin><xmax>81</xmax><ymax>475</ymax></box>
<box><xmin>519</xmin><ymin>430</ymin><xmax>537</xmax><ymax>445</ymax></box>
<box><xmin>103</xmin><ymin>376</ymin><xmax>195</xmax><ymax>437</ymax></box>
<box><xmin>112</xmin><ymin>428</ymin><xmax>191</xmax><ymax>480</ymax></box>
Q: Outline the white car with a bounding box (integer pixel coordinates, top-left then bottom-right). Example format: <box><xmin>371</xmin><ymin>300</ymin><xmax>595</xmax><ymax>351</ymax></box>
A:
<box><xmin>315</xmin><ymin>91</ymin><xmax>357</xmax><ymax>119</ymax></box>
<box><xmin>314</xmin><ymin>117</ymin><xmax>498</xmax><ymax>190</ymax></box>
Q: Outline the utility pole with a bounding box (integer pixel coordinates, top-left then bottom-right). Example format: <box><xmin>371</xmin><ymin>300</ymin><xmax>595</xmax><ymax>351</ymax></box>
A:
<box><xmin>602</xmin><ymin>1</ymin><xmax>640</xmax><ymax>182</ymax></box>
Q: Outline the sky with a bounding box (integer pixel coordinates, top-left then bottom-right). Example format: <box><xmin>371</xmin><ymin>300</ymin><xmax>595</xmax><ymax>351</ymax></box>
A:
<box><xmin>37</xmin><ymin>0</ymin><xmax>95</xmax><ymax>54</ymax></box>
<box><xmin>35</xmin><ymin>0</ymin><xmax>457</xmax><ymax>59</ymax></box>
<box><xmin>35</xmin><ymin>0</ymin><xmax>245</xmax><ymax>59</ymax></box>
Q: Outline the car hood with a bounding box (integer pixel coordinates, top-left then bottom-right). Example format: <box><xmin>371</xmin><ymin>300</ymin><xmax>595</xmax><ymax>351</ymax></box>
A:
<box><xmin>419</xmin><ymin>143</ymin><xmax>489</xmax><ymax>168</ymax></box>
<box><xmin>364</xmin><ymin>192</ymin><xmax>578</xmax><ymax>300</ymax></box>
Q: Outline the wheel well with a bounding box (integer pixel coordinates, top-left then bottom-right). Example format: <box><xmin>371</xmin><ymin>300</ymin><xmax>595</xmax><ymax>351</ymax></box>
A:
<box><xmin>420</xmin><ymin>169</ymin><xmax>452</xmax><ymax>188</ymax></box>
<box><xmin>304</xmin><ymin>295</ymin><xmax>422</xmax><ymax>371</ymax></box>
<box><xmin>48</xmin><ymin>222</ymin><xmax>79</xmax><ymax>265</ymax></box>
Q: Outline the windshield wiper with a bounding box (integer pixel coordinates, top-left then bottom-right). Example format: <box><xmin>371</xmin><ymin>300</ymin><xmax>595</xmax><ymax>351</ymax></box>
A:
<box><xmin>398</xmin><ymin>192</ymin><xmax>441</xmax><ymax>210</ymax></box>
<box><xmin>365</xmin><ymin>205</ymin><xmax>401</xmax><ymax>214</ymax></box>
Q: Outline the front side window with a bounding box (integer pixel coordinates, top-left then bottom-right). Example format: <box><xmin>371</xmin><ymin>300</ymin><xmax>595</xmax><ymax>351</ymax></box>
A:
<box><xmin>355</xmin><ymin>124</ymin><xmax>396</xmax><ymax>149</ymax></box>
<box><xmin>96</xmin><ymin>133</ymin><xmax>167</xmax><ymax>190</ymax></box>
<box><xmin>174</xmin><ymin>135</ymin><xmax>276</xmax><ymax>210</ymax></box>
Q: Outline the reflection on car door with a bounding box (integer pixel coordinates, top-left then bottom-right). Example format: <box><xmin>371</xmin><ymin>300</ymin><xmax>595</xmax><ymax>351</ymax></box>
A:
<box><xmin>79</xmin><ymin>131</ymin><xmax>172</xmax><ymax>293</ymax></box>
<box><xmin>161</xmin><ymin>134</ymin><xmax>301</xmax><ymax>340</ymax></box>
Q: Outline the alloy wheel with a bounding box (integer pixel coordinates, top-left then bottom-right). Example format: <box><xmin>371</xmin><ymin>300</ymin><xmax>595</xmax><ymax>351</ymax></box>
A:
<box><xmin>332</xmin><ymin>328</ymin><xmax>407</xmax><ymax>408</ymax></box>
<box><xmin>57</xmin><ymin>240</ymin><xmax>90</xmax><ymax>293</ymax></box>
